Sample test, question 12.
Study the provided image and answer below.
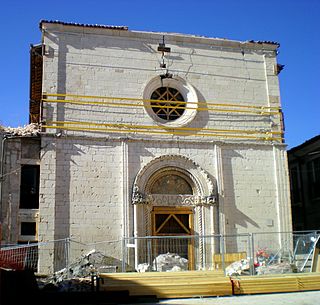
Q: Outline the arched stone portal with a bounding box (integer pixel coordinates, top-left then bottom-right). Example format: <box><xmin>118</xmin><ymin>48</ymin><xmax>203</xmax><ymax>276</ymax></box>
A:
<box><xmin>131</xmin><ymin>155</ymin><xmax>218</xmax><ymax>270</ymax></box>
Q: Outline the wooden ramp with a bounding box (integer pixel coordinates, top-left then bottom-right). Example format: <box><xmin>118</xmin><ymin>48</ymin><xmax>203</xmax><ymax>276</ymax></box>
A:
<box><xmin>99</xmin><ymin>270</ymin><xmax>231</xmax><ymax>298</ymax></box>
<box><xmin>231</xmin><ymin>272</ymin><xmax>320</xmax><ymax>295</ymax></box>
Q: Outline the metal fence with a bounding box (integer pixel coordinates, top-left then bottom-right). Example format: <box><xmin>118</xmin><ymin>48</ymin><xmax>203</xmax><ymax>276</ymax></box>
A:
<box><xmin>0</xmin><ymin>239</ymin><xmax>69</xmax><ymax>273</ymax></box>
<box><xmin>122</xmin><ymin>234</ymin><xmax>252</xmax><ymax>273</ymax></box>
<box><xmin>0</xmin><ymin>243</ymin><xmax>38</xmax><ymax>270</ymax></box>
<box><xmin>1</xmin><ymin>231</ymin><xmax>319</xmax><ymax>276</ymax></box>
<box><xmin>251</xmin><ymin>231</ymin><xmax>320</xmax><ymax>274</ymax></box>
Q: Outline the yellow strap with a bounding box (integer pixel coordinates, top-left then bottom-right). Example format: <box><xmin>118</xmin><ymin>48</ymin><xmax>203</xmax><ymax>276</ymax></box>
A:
<box><xmin>42</xmin><ymin>124</ymin><xmax>283</xmax><ymax>142</ymax></box>
<box><xmin>47</xmin><ymin>120</ymin><xmax>283</xmax><ymax>136</ymax></box>
<box><xmin>42</xmin><ymin>98</ymin><xmax>280</xmax><ymax>116</ymax></box>
<box><xmin>42</xmin><ymin>92</ymin><xmax>281</xmax><ymax>111</ymax></box>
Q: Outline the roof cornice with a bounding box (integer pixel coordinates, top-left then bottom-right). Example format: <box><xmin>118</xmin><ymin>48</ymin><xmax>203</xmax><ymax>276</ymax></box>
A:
<box><xmin>39</xmin><ymin>20</ymin><xmax>279</xmax><ymax>51</ymax></box>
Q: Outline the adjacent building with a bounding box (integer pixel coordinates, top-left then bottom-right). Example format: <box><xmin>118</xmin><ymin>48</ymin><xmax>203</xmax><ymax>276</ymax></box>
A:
<box><xmin>288</xmin><ymin>135</ymin><xmax>320</xmax><ymax>231</ymax></box>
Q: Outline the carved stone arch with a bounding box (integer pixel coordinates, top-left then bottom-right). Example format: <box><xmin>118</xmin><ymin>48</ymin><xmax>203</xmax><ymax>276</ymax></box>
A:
<box><xmin>132</xmin><ymin>154</ymin><xmax>216</xmax><ymax>205</ymax></box>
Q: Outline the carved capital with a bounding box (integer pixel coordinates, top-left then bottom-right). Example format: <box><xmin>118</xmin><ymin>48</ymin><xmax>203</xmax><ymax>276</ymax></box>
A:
<box><xmin>132</xmin><ymin>185</ymin><xmax>147</xmax><ymax>204</ymax></box>
<box><xmin>200</xmin><ymin>195</ymin><xmax>216</xmax><ymax>205</ymax></box>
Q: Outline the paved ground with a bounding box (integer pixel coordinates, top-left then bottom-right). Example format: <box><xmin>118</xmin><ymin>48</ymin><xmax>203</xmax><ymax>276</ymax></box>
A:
<box><xmin>133</xmin><ymin>290</ymin><xmax>320</xmax><ymax>305</ymax></box>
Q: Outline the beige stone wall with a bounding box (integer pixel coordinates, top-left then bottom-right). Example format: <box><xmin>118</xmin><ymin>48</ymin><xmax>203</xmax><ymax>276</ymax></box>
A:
<box><xmin>221</xmin><ymin>144</ymin><xmax>291</xmax><ymax>234</ymax></box>
<box><xmin>38</xmin><ymin>137</ymin><xmax>291</xmax><ymax>237</ymax></box>
<box><xmin>41</xmin><ymin>23</ymin><xmax>282</xmax><ymax>142</ymax></box>
<box><xmin>36</xmin><ymin>23</ymin><xmax>291</xmax><ymax>272</ymax></box>
<box><xmin>39</xmin><ymin>136</ymin><xmax>123</xmax><ymax>244</ymax></box>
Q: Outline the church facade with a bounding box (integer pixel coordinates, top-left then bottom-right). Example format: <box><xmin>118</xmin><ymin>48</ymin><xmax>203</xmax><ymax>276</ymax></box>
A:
<box><xmin>1</xmin><ymin>20</ymin><xmax>292</xmax><ymax>273</ymax></box>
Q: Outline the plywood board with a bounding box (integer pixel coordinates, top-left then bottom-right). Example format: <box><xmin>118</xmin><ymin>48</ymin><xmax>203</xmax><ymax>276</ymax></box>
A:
<box><xmin>231</xmin><ymin>273</ymin><xmax>320</xmax><ymax>295</ymax></box>
<box><xmin>312</xmin><ymin>248</ymin><xmax>320</xmax><ymax>272</ymax></box>
<box><xmin>99</xmin><ymin>271</ymin><xmax>320</xmax><ymax>298</ymax></box>
<box><xmin>100</xmin><ymin>270</ymin><xmax>231</xmax><ymax>298</ymax></box>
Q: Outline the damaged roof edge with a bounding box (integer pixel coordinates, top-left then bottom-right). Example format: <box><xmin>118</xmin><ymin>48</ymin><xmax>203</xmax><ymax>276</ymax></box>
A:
<box><xmin>39</xmin><ymin>19</ymin><xmax>280</xmax><ymax>49</ymax></box>
<box><xmin>39</xmin><ymin>19</ymin><xmax>129</xmax><ymax>31</ymax></box>
<box><xmin>247</xmin><ymin>39</ymin><xmax>280</xmax><ymax>48</ymax></box>
<box><xmin>0</xmin><ymin>123</ymin><xmax>40</xmax><ymax>137</ymax></box>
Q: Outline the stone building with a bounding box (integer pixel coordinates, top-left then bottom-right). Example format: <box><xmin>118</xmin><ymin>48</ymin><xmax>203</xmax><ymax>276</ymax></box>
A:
<box><xmin>0</xmin><ymin>126</ymin><xmax>40</xmax><ymax>245</ymax></box>
<box><xmin>0</xmin><ymin>20</ymin><xmax>292</xmax><ymax>273</ymax></box>
<box><xmin>288</xmin><ymin>135</ymin><xmax>320</xmax><ymax>231</ymax></box>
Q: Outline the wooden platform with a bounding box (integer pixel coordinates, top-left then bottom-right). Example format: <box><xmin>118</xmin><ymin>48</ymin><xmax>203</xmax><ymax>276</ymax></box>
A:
<box><xmin>99</xmin><ymin>271</ymin><xmax>320</xmax><ymax>299</ymax></box>
<box><xmin>99</xmin><ymin>270</ymin><xmax>231</xmax><ymax>298</ymax></box>
<box><xmin>231</xmin><ymin>273</ymin><xmax>320</xmax><ymax>295</ymax></box>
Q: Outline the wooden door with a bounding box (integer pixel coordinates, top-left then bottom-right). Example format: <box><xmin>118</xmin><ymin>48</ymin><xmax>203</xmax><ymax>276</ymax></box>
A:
<box><xmin>152</xmin><ymin>207</ymin><xmax>194</xmax><ymax>269</ymax></box>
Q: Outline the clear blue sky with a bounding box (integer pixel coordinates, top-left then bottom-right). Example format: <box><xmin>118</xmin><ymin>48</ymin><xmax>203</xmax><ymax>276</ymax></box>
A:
<box><xmin>0</xmin><ymin>0</ymin><xmax>319</xmax><ymax>149</ymax></box>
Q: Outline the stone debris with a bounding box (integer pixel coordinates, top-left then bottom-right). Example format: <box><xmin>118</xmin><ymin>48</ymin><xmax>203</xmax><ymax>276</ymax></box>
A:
<box><xmin>39</xmin><ymin>249</ymin><xmax>117</xmax><ymax>292</ymax></box>
<box><xmin>226</xmin><ymin>258</ymin><xmax>298</xmax><ymax>276</ymax></box>
<box><xmin>226</xmin><ymin>258</ymin><xmax>250</xmax><ymax>276</ymax></box>
<box><xmin>1</xmin><ymin>123</ymin><xmax>40</xmax><ymax>136</ymax></box>
<box><xmin>137</xmin><ymin>252</ymin><xmax>189</xmax><ymax>272</ymax></box>
<box><xmin>153</xmin><ymin>252</ymin><xmax>188</xmax><ymax>272</ymax></box>
<box><xmin>137</xmin><ymin>263</ymin><xmax>150</xmax><ymax>272</ymax></box>
<box><xmin>39</xmin><ymin>277</ymin><xmax>92</xmax><ymax>292</ymax></box>
<box><xmin>256</xmin><ymin>262</ymin><xmax>297</xmax><ymax>275</ymax></box>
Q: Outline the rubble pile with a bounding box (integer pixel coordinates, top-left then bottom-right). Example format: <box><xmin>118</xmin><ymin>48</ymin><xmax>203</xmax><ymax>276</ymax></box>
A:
<box><xmin>40</xmin><ymin>249</ymin><xmax>118</xmax><ymax>292</ymax></box>
<box><xmin>225</xmin><ymin>258</ymin><xmax>297</xmax><ymax>276</ymax></box>
<box><xmin>136</xmin><ymin>263</ymin><xmax>150</xmax><ymax>272</ymax></box>
<box><xmin>1</xmin><ymin>123</ymin><xmax>40</xmax><ymax>136</ymax></box>
<box><xmin>153</xmin><ymin>252</ymin><xmax>188</xmax><ymax>272</ymax></box>
<box><xmin>226</xmin><ymin>258</ymin><xmax>250</xmax><ymax>276</ymax></box>
<box><xmin>38</xmin><ymin>277</ymin><xmax>92</xmax><ymax>292</ymax></box>
<box><xmin>256</xmin><ymin>262</ymin><xmax>297</xmax><ymax>275</ymax></box>
<box><xmin>137</xmin><ymin>252</ymin><xmax>188</xmax><ymax>272</ymax></box>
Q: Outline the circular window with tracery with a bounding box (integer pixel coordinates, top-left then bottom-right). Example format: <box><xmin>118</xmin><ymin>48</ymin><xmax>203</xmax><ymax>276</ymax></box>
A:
<box><xmin>143</xmin><ymin>76</ymin><xmax>198</xmax><ymax>128</ymax></box>
<box><xmin>150</xmin><ymin>87</ymin><xmax>185</xmax><ymax>121</ymax></box>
